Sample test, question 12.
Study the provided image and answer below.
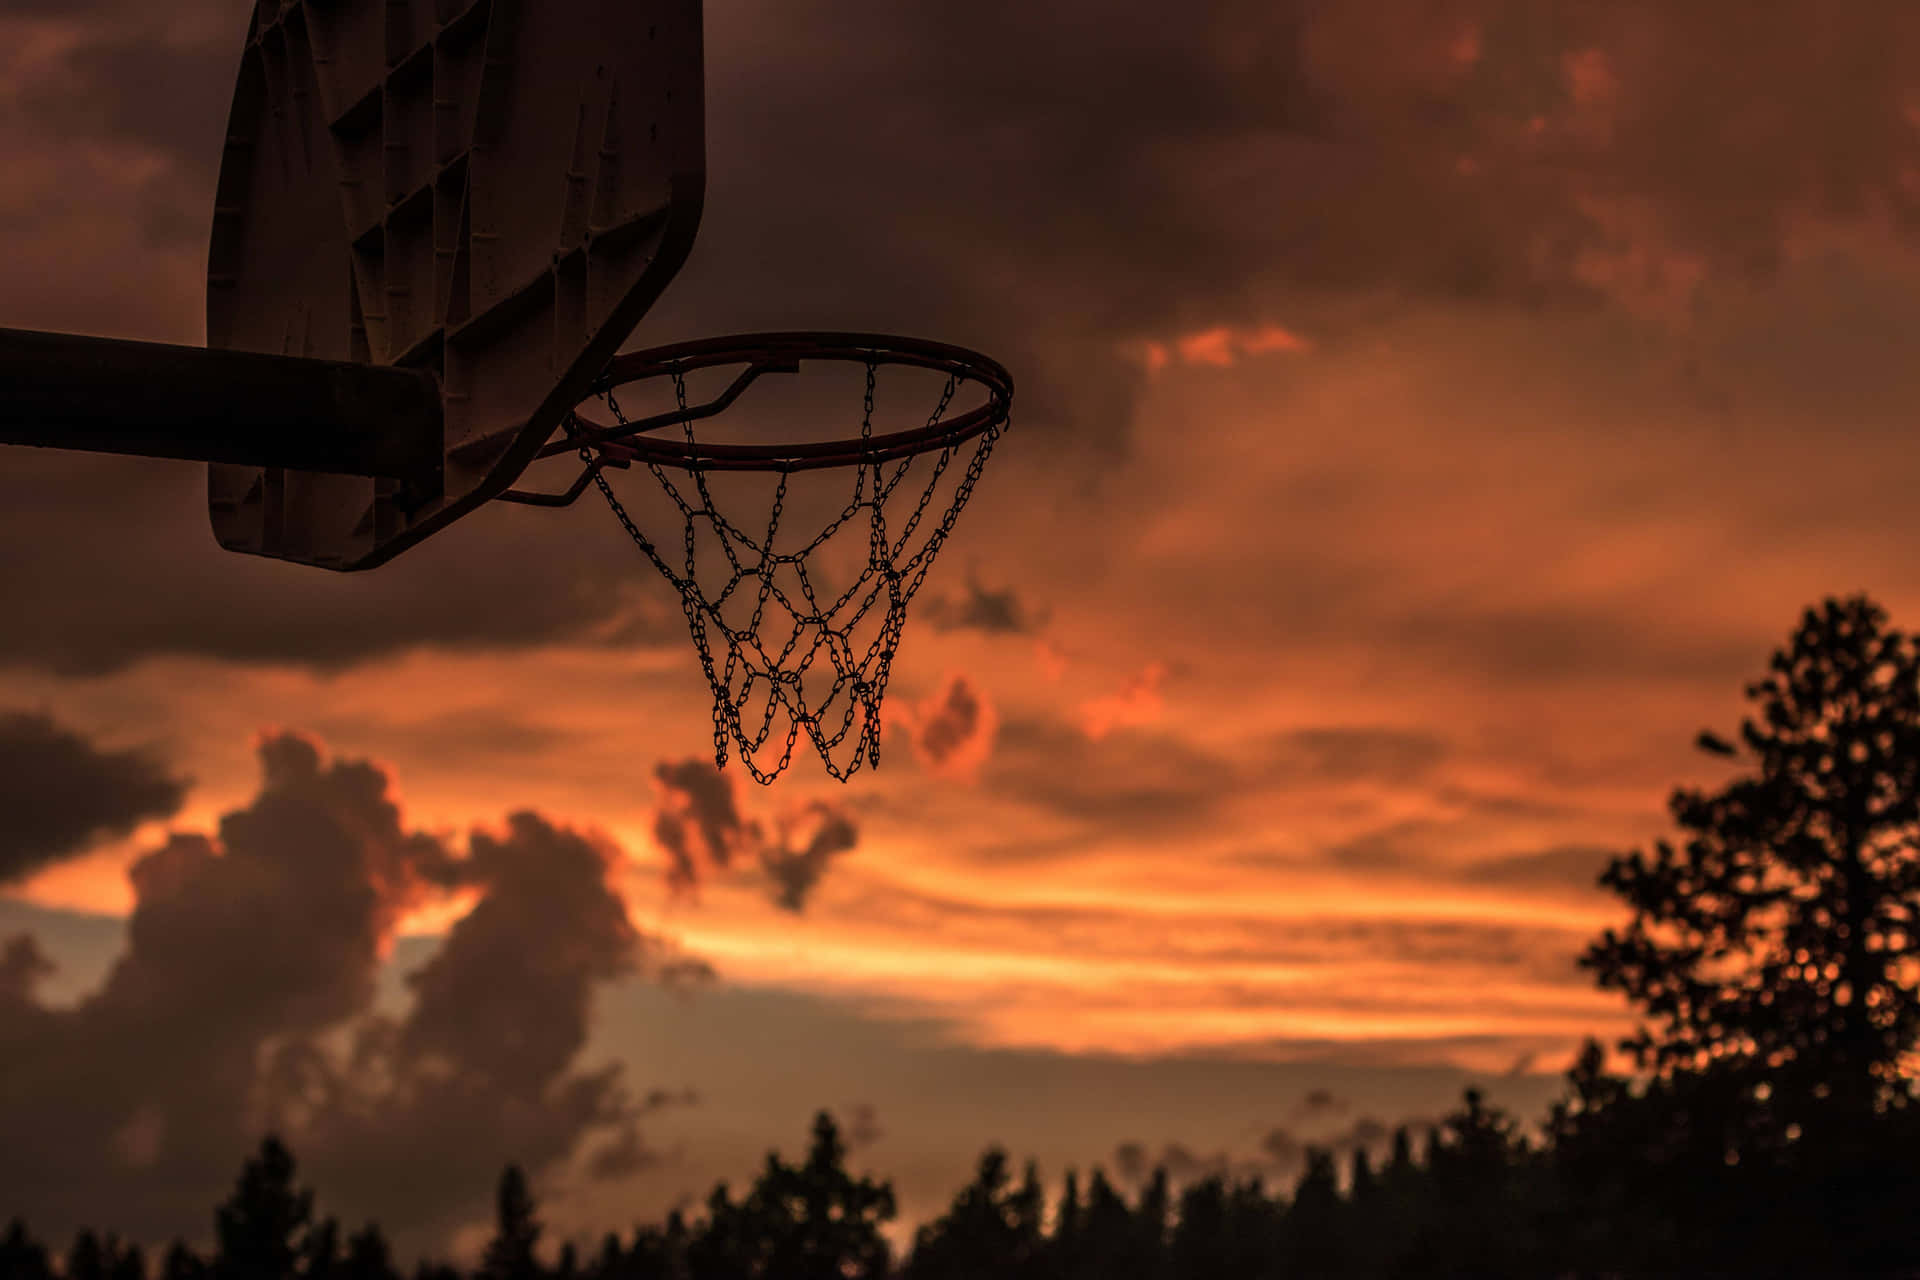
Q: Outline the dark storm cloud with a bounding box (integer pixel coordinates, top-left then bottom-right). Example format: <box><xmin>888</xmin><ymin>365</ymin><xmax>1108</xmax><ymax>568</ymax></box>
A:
<box><xmin>652</xmin><ymin>759</ymin><xmax>760</xmax><ymax>892</ymax></box>
<box><xmin>0</xmin><ymin>733</ymin><xmax>686</xmax><ymax>1254</ymax></box>
<box><xmin>679</xmin><ymin>0</ymin><xmax>1920</xmax><ymax>346</ymax></box>
<box><xmin>921</xmin><ymin>579</ymin><xmax>1047</xmax><ymax>635</ymax></box>
<box><xmin>759</xmin><ymin>803</ymin><xmax>860</xmax><ymax>914</ymax></box>
<box><xmin>7</xmin><ymin>1</ymin><xmax>1919</xmax><ymax>672</ymax></box>
<box><xmin>651</xmin><ymin>761</ymin><xmax>861</xmax><ymax>912</ymax></box>
<box><xmin>0</xmin><ymin>457</ymin><xmax>683</xmax><ymax>675</ymax></box>
<box><xmin>0</xmin><ymin>711</ymin><xmax>187</xmax><ymax>885</ymax></box>
<box><xmin>905</xmin><ymin>676</ymin><xmax>997</xmax><ymax>779</ymax></box>
<box><xmin>8</xmin><ymin>6</ymin><xmax>237</xmax><ymax>201</ymax></box>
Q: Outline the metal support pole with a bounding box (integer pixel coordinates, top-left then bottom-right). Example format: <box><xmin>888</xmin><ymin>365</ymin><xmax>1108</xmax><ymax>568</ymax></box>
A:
<box><xmin>0</xmin><ymin>328</ymin><xmax>443</xmax><ymax>482</ymax></box>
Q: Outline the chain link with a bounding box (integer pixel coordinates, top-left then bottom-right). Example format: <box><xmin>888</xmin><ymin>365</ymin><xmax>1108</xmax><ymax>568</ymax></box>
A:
<box><xmin>573</xmin><ymin>357</ymin><xmax>1006</xmax><ymax>784</ymax></box>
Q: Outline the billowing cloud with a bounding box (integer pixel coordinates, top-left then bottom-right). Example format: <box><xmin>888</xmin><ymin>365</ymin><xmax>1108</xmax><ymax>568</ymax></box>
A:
<box><xmin>0</xmin><ymin>711</ymin><xmax>186</xmax><ymax>885</ymax></box>
<box><xmin>904</xmin><ymin>676</ymin><xmax>998</xmax><ymax>781</ymax></box>
<box><xmin>652</xmin><ymin>759</ymin><xmax>760</xmax><ymax>893</ymax></box>
<box><xmin>1077</xmin><ymin>663</ymin><xmax>1170</xmax><ymax>741</ymax></box>
<box><xmin>759</xmin><ymin>803</ymin><xmax>861</xmax><ymax>914</ymax></box>
<box><xmin>652</xmin><ymin>762</ymin><xmax>861</xmax><ymax>912</ymax></box>
<box><xmin>0</xmin><ymin>732</ymin><xmax>685</xmax><ymax>1254</ymax></box>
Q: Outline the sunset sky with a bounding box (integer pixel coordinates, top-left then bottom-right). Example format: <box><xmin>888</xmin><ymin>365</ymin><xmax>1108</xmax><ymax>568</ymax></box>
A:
<box><xmin>6</xmin><ymin>0</ymin><xmax>1920</xmax><ymax>1265</ymax></box>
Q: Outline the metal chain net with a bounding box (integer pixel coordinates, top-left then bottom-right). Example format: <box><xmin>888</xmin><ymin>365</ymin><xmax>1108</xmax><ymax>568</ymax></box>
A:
<box><xmin>566</xmin><ymin>363</ymin><xmax>1004</xmax><ymax>784</ymax></box>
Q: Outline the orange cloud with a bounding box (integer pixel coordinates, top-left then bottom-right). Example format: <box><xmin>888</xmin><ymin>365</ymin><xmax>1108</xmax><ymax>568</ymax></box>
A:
<box><xmin>903</xmin><ymin>675</ymin><xmax>998</xmax><ymax>782</ymax></box>
<box><xmin>1132</xmin><ymin>324</ymin><xmax>1312</xmax><ymax>374</ymax></box>
<box><xmin>1078</xmin><ymin>662</ymin><xmax>1169</xmax><ymax>741</ymax></box>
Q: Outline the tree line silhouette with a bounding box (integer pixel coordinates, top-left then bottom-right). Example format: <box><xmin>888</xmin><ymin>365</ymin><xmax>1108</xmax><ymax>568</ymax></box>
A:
<box><xmin>6</xmin><ymin>595</ymin><xmax>1920</xmax><ymax>1278</ymax></box>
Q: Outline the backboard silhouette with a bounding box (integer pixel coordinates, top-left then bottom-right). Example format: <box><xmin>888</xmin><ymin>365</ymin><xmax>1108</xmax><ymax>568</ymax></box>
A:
<box><xmin>0</xmin><ymin>0</ymin><xmax>1014</xmax><ymax>782</ymax></box>
<box><xmin>206</xmin><ymin>0</ymin><xmax>704</xmax><ymax>569</ymax></box>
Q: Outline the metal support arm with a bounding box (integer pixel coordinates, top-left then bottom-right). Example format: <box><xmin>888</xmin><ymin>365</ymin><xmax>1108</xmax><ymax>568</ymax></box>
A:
<box><xmin>0</xmin><ymin>327</ymin><xmax>442</xmax><ymax>482</ymax></box>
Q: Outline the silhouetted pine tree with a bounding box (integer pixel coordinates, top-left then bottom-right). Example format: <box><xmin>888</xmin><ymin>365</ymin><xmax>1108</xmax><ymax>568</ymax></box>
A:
<box><xmin>1167</xmin><ymin>1175</ymin><xmax>1276</xmax><ymax>1280</ymax></box>
<box><xmin>160</xmin><ymin>1239</ymin><xmax>209</xmax><ymax>1280</ymax></box>
<box><xmin>479</xmin><ymin>1166</ymin><xmax>543</xmax><ymax>1280</ymax></box>
<box><xmin>66</xmin><ymin>1230</ymin><xmax>108</xmax><ymax>1280</ymax></box>
<box><xmin>588</xmin><ymin>1232</ymin><xmax>624</xmax><ymax>1280</ymax></box>
<box><xmin>620</xmin><ymin>1210</ymin><xmax>692</xmax><ymax>1280</ymax></box>
<box><xmin>904</xmin><ymin>1149</ymin><xmax>1044</xmax><ymax>1280</ymax></box>
<box><xmin>342</xmin><ymin>1224</ymin><xmax>400</xmax><ymax>1280</ymax></box>
<box><xmin>213</xmin><ymin>1137</ymin><xmax>314</xmax><ymax>1280</ymax></box>
<box><xmin>0</xmin><ymin>1220</ymin><xmax>52</xmax><ymax>1280</ymax></box>
<box><xmin>1044</xmin><ymin>1169</ymin><xmax>1082</xmax><ymax>1276</ymax></box>
<box><xmin>107</xmin><ymin>1240</ymin><xmax>145</xmax><ymax>1280</ymax></box>
<box><xmin>1585</xmin><ymin>597</ymin><xmax>1920</xmax><ymax>1121</ymax></box>
<box><xmin>1574</xmin><ymin>595</ymin><xmax>1920</xmax><ymax>1275</ymax></box>
<box><xmin>1062</xmin><ymin>1168</ymin><xmax>1132</xmax><ymax>1280</ymax></box>
<box><xmin>1130</xmin><ymin>1167</ymin><xmax>1170</xmax><ymax>1280</ymax></box>
<box><xmin>305</xmin><ymin>1217</ymin><xmax>342</xmax><ymax>1279</ymax></box>
<box><xmin>1279</xmin><ymin>1148</ymin><xmax>1345</xmax><ymax>1277</ymax></box>
<box><xmin>1420</xmin><ymin>1088</ymin><xmax>1537</xmax><ymax>1277</ymax></box>
<box><xmin>687</xmin><ymin>1112</ymin><xmax>893</xmax><ymax>1280</ymax></box>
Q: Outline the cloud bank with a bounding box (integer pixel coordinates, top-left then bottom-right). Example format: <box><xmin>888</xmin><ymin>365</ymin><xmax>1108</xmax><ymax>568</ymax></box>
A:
<box><xmin>0</xmin><ymin>732</ymin><xmax>686</xmax><ymax>1253</ymax></box>
<box><xmin>0</xmin><ymin>711</ymin><xmax>186</xmax><ymax>885</ymax></box>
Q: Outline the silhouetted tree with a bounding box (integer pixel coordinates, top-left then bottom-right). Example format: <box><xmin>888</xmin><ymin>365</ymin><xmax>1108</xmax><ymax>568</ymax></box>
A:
<box><xmin>1045</xmin><ymin>1169</ymin><xmax>1082</xmax><ymax>1275</ymax></box>
<box><xmin>905</xmin><ymin>1149</ymin><xmax>1044</xmax><ymax>1280</ymax></box>
<box><xmin>1574</xmin><ymin>596</ymin><xmax>1920</xmax><ymax>1273</ymax></box>
<box><xmin>620</xmin><ymin>1210</ymin><xmax>691</xmax><ymax>1280</ymax></box>
<box><xmin>0</xmin><ymin>1220</ymin><xmax>52</xmax><ymax>1280</ymax></box>
<box><xmin>1059</xmin><ymin>1168</ymin><xmax>1132</xmax><ymax>1280</ymax></box>
<box><xmin>1584</xmin><ymin>596</ymin><xmax>1920</xmax><ymax>1123</ymax></box>
<box><xmin>66</xmin><ymin>1230</ymin><xmax>107</xmax><ymax>1280</ymax></box>
<box><xmin>160</xmin><ymin>1239</ymin><xmax>209</xmax><ymax>1280</ymax></box>
<box><xmin>480</xmin><ymin>1165</ymin><xmax>544</xmax><ymax>1280</ymax></box>
<box><xmin>1421</xmin><ymin>1088</ymin><xmax>1538</xmax><ymax>1275</ymax></box>
<box><xmin>1131</xmin><ymin>1166</ymin><xmax>1170</xmax><ymax>1279</ymax></box>
<box><xmin>1167</xmin><ymin>1175</ymin><xmax>1276</xmax><ymax>1280</ymax></box>
<box><xmin>214</xmin><ymin>1137</ymin><xmax>314</xmax><ymax>1280</ymax></box>
<box><xmin>108</xmin><ymin>1240</ymin><xmax>145</xmax><ymax>1280</ymax></box>
<box><xmin>305</xmin><ymin>1217</ymin><xmax>342</xmax><ymax>1279</ymax></box>
<box><xmin>342</xmin><ymin>1225</ymin><xmax>400</xmax><ymax>1280</ymax></box>
<box><xmin>688</xmin><ymin>1112</ymin><xmax>894</xmax><ymax>1280</ymax></box>
<box><xmin>1279</xmin><ymin>1148</ymin><xmax>1345</xmax><ymax>1277</ymax></box>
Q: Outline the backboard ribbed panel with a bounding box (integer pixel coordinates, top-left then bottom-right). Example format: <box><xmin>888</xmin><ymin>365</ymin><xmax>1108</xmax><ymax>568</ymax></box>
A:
<box><xmin>207</xmin><ymin>0</ymin><xmax>704</xmax><ymax>569</ymax></box>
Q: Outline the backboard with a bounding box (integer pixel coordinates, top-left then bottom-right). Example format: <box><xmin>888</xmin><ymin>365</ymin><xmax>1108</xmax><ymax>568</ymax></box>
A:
<box><xmin>205</xmin><ymin>0</ymin><xmax>705</xmax><ymax>569</ymax></box>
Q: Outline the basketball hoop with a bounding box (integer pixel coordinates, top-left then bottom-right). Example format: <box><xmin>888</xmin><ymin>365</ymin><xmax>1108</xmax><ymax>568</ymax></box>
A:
<box><xmin>499</xmin><ymin>333</ymin><xmax>1013</xmax><ymax>784</ymax></box>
